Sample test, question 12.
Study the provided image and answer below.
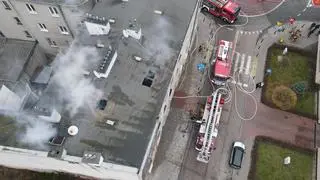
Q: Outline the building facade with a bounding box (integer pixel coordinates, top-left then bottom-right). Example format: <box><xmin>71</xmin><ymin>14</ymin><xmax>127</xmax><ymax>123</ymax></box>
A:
<box><xmin>0</xmin><ymin>0</ymin><xmax>94</xmax><ymax>55</ymax></box>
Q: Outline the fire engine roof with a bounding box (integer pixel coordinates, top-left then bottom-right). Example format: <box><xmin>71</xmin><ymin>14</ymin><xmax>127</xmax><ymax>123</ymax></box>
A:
<box><xmin>214</xmin><ymin>60</ymin><xmax>231</xmax><ymax>77</ymax></box>
<box><xmin>224</xmin><ymin>1</ymin><xmax>239</xmax><ymax>14</ymax></box>
<box><xmin>217</xmin><ymin>40</ymin><xmax>233</xmax><ymax>61</ymax></box>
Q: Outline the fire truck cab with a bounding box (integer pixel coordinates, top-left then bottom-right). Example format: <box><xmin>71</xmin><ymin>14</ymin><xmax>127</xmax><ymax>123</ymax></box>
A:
<box><xmin>201</xmin><ymin>0</ymin><xmax>241</xmax><ymax>24</ymax></box>
<box><xmin>212</xmin><ymin>40</ymin><xmax>233</xmax><ymax>86</ymax></box>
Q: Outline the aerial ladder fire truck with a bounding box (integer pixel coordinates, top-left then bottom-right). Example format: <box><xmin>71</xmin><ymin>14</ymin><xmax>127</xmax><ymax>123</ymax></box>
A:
<box><xmin>195</xmin><ymin>90</ymin><xmax>224</xmax><ymax>163</ymax></box>
<box><xmin>211</xmin><ymin>39</ymin><xmax>233</xmax><ymax>86</ymax></box>
<box><xmin>201</xmin><ymin>0</ymin><xmax>241</xmax><ymax>24</ymax></box>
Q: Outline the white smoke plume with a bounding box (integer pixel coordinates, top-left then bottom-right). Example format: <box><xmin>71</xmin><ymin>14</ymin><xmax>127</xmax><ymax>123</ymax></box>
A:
<box><xmin>50</xmin><ymin>44</ymin><xmax>103</xmax><ymax>117</ymax></box>
<box><xmin>17</xmin><ymin>115</ymin><xmax>56</xmax><ymax>149</ymax></box>
<box><xmin>144</xmin><ymin>17</ymin><xmax>173</xmax><ymax>65</ymax></box>
<box><xmin>0</xmin><ymin>111</ymin><xmax>57</xmax><ymax>150</ymax></box>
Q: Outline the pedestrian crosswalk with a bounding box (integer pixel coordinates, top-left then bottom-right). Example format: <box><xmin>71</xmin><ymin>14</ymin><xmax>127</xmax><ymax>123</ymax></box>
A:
<box><xmin>239</xmin><ymin>30</ymin><xmax>263</xmax><ymax>35</ymax></box>
<box><xmin>231</xmin><ymin>52</ymin><xmax>253</xmax><ymax>76</ymax></box>
<box><xmin>229</xmin><ymin>52</ymin><xmax>257</xmax><ymax>87</ymax></box>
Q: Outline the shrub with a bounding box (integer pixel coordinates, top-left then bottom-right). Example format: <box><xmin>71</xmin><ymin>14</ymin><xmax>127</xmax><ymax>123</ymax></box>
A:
<box><xmin>271</xmin><ymin>85</ymin><xmax>297</xmax><ymax>110</ymax></box>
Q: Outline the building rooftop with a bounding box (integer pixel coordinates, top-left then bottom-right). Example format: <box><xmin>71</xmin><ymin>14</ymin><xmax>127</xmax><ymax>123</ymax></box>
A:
<box><xmin>0</xmin><ymin>39</ymin><xmax>36</xmax><ymax>82</ymax></box>
<box><xmin>0</xmin><ymin>0</ymin><xmax>197</xmax><ymax>169</ymax></box>
<box><xmin>16</xmin><ymin>0</ymin><xmax>89</xmax><ymax>6</ymax></box>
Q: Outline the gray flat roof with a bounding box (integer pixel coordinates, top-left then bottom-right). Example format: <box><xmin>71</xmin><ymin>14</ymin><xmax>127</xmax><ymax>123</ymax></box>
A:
<box><xmin>0</xmin><ymin>0</ymin><xmax>197</xmax><ymax>168</ymax></box>
<box><xmin>0</xmin><ymin>39</ymin><xmax>36</xmax><ymax>82</ymax></box>
<box><xmin>61</xmin><ymin>0</ymin><xmax>196</xmax><ymax>167</ymax></box>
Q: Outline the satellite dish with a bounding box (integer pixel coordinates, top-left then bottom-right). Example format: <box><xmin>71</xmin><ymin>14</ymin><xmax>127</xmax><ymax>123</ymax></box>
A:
<box><xmin>68</xmin><ymin>125</ymin><xmax>79</xmax><ymax>136</ymax></box>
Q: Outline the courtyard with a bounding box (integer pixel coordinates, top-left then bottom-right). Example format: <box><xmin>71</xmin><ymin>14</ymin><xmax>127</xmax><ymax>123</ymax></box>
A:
<box><xmin>263</xmin><ymin>45</ymin><xmax>317</xmax><ymax>118</ymax></box>
<box><xmin>249</xmin><ymin>137</ymin><xmax>314</xmax><ymax>180</ymax></box>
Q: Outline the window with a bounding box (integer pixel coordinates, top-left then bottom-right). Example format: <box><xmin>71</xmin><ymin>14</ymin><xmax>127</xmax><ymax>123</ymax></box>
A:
<box><xmin>48</xmin><ymin>7</ymin><xmax>59</xmax><ymax>17</ymax></box>
<box><xmin>14</xmin><ymin>17</ymin><xmax>22</xmax><ymax>25</ymax></box>
<box><xmin>24</xmin><ymin>31</ymin><xmax>32</xmax><ymax>38</ymax></box>
<box><xmin>46</xmin><ymin>38</ymin><xmax>57</xmax><ymax>47</ymax></box>
<box><xmin>26</xmin><ymin>3</ymin><xmax>36</xmax><ymax>14</ymax></box>
<box><xmin>58</xmin><ymin>26</ymin><xmax>68</xmax><ymax>34</ymax></box>
<box><xmin>38</xmin><ymin>23</ymin><xmax>48</xmax><ymax>32</ymax></box>
<box><xmin>2</xmin><ymin>1</ymin><xmax>11</xmax><ymax>10</ymax></box>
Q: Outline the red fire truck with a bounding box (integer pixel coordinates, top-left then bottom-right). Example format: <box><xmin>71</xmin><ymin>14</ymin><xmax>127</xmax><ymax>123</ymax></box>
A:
<box><xmin>211</xmin><ymin>40</ymin><xmax>233</xmax><ymax>86</ymax></box>
<box><xmin>195</xmin><ymin>91</ymin><xmax>224</xmax><ymax>163</ymax></box>
<box><xmin>201</xmin><ymin>0</ymin><xmax>241</xmax><ymax>24</ymax></box>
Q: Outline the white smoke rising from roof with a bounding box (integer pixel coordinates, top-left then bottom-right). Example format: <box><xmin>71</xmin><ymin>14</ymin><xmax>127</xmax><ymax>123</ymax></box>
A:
<box><xmin>144</xmin><ymin>17</ymin><xmax>173</xmax><ymax>65</ymax></box>
<box><xmin>18</xmin><ymin>115</ymin><xmax>56</xmax><ymax>149</ymax></box>
<box><xmin>51</xmin><ymin>43</ymin><xmax>102</xmax><ymax>117</ymax></box>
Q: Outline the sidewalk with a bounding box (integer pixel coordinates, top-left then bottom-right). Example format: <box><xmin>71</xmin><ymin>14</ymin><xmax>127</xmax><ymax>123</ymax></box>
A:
<box><xmin>144</xmin><ymin>13</ymin><xmax>218</xmax><ymax>180</ymax></box>
<box><xmin>254</xmin><ymin>20</ymin><xmax>319</xmax><ymax>84</ymax></box>
<box><xmin>246</xmin><ymin>20</ymin><xmax>319</xmax><ymax>180</ymax></box>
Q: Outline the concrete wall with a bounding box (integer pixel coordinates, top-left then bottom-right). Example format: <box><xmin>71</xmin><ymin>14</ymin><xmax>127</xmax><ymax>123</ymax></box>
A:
<box><xmin>10</xmin><ymin>1</ymin><xmax>73</xmax><ymax>54</ymax></box>
<box><xmin>316</xmin><ymin>35</ymin><xmax>320</xmax><ymax>85</ymax></box>
<box><xmin>61</xmin><ymin>1</ymin><xmax>94</xmax><ymax>37</ymax></box>
<box><xmin>0</xmin><ymin>0</ymin><xmax>34</xmax><ymax>41</ymax></box>
<box><xmin>0</xmin><ymin>146</ymin><xmax>139</xmax><ymax>180</ymax></box>
<box><xmin>0</xmin><ymin>0</ymin><xmax>93</xmax><ymax>55</ymax></box>
<box><xmin>24</xmin><ymin>44</ymin><xmax>48</xmax><ymax>77</ymax></box>
<box><xmin>139</xmin><ymin>0</ymin><xmax>201</xmax><ymax>178</ymax></box>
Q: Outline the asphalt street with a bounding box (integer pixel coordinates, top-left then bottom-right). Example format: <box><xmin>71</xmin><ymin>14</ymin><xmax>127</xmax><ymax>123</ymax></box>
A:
<box><xmin>148</xmin><ymin>0</ymin><xmax>320</xmax><ymax>179</ymax></box>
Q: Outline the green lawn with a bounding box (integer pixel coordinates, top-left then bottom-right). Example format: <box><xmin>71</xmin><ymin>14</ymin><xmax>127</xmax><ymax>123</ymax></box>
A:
<box><xmin>264</xmin><ymin>46</ymin><xmax>316</xmax><ymax>116</ymax></box>
<box><xmin>255</xmin><ymin>141</ymin><xmax>314</xmax><ymax>180</ymax></box>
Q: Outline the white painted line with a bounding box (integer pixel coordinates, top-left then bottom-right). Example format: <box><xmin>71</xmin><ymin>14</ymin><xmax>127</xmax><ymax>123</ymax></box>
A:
<box><xmin>302</xmin><ymin>8</ymin><xmax>307</xmax><ymax>12</ymax></box>
<box><xmin>233</xmin><ymin>52</ymin><xmax>240</xmax><ymax>72</ymax></box>
<box><xmin>239</xmin><ymin>53</ymin><xmax>246</xmax><ymax>72</ymax></box>
<box><xmin>259</xmin><ymin>30</ymin><xmax>263</xmax><ymax>33</ymax></box>
<box><xmin>227</xmin><ymin>27</ymin><xmax>233</xmax><ymax>31</ymax></box>
<box><xmin>240</xmin><ymin>31</ymin><xmax>243</xmax><ymax>34</ymax></box>
<box><xmin>245</xmin><ymin>55</ymin><xmax>252</xmax><ymax>75</ymax></box>
<box><xmin>307</xmin><ymin>0</ymin><xmax>312</xmax><ymax>7</ymax></box>
<box><xmin>239</xmin><ymin>0</ymin><xmax>285</xmax><ymax>17</ymax></box>
<box><xmin>231</xmin><ymin>81</ymin><xmax>248</xmax><ymax>88</ymax></box>
<box><xmin>297</xmin><ymin>13</ymin><xmax>301</xmax><ymax>16</ymax></box>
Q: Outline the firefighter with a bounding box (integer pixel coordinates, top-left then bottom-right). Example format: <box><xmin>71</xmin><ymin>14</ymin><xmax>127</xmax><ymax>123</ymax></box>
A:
<box><xmin>308</xmin><ymin>24</ymin><xmax>320</xmax><ymax>37</ymax></box>
<box><xmin>309</xmin><ymin>22</ymin><xmax>316</xmax><ymax>30</ymax></box>
<box><xmin>256</xmin><ymin>82</ymin><xmax>264</xmax><ymax>89</ymax></box>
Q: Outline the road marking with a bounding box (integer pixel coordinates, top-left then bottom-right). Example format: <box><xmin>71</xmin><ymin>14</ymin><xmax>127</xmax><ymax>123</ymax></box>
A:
<box><xmin>231</xmin><ymin>30</ymin><xmax>240</xmax><ymax>65</ymax></box>
<box><xmin>226</xmin><ymin>27</ymin><xmax>233</xmax><ymax>31</ymax></box>
<box><xmin>302</xmin><ymin>8</ymin><xmax>307</xmax><ymax>12</ymax></box>
<box><xmin>250</xmin><ymin>57</ymin><xmax>258</xmax><ymax>78</ymax></box>
<box><xmin>230</xmin><ymin>80</ymin><xmax>248</xmax><ymax>87</ymax></box>
<box><xmin>307</xmin><ymin>0</ymin><xmax>312</xmax><ymax>7</ymax></box>
<box><xmin>239</xmin><ymin>0</ymin><xmax>285</xmax><ymax>18</ymax></box>
<box><xmin>240</xmin><ymin>31</ymin><xmax>243</xmax><ymax>34</ymax></box>
<box><xmin>297</xmin><ymin>13</ymin><xmax>301</xmax><ymax>16</ymax></box>
<box><xmin>239</xmin><ymin>54</ymin><xmax>246</xmax><ymax>72</ymax></box>
<box><xmin>233</xmin><ymin>52</ymin><xmax>240</xmax><ymax>73</ymax></box>
<box><xmin>245</xmin><ymin>55</ymin><xmax>252</xmax><ymax>75</ymax></box>
<box><xmin>259</xmin><ymin>30</ymin><xmax>263</xmax><ymax>33</ymax></box>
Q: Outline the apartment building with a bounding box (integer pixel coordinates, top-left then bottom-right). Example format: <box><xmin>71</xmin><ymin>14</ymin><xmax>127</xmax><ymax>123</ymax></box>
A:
<box><xmin>0</xmin><ymin>0</ymin><xmax>94</xmax><ymax>55</ymax></box>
